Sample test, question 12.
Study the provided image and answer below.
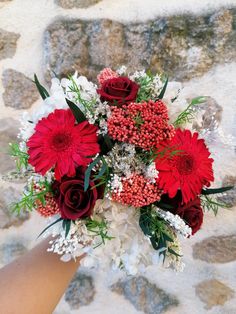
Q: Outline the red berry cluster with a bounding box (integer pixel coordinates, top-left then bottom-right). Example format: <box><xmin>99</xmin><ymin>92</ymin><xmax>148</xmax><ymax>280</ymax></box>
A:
<box><xmin>112</xmin><ymin>173</ymin><xmax>162</xmax><ymax>207</ymax></box>
<box><xmin>107</xmin><ymin>100</ymin><xmax>175</xmax><ymax>150</ymax></box>
<box><xmin>34</xmin><ymin>184</ymin><xmax>60</xmax><ymax>217</ymax></box>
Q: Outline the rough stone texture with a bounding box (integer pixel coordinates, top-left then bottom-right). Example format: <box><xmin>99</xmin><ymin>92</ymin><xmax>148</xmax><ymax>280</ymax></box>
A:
<box><xmin>0</xmin><ymin>187</ymin><xmax>30</xmax><ymax>229</ymax></box>
<box><xmin>195</xmin><ymin>279</ymin><xmax>234</xmax><ymax>309</ymax></box>
<box><xmin>0</xmin><ymin>242</ymin><xmax>27</xmax><ymax>265</ymax></box>
<box><xmin>193</xmin><ymin>96</ymin><xmax>223</xmax><ymax>132</ymax></box>
<box><xmin>65</xmin><ymin>273</ymin><xmax>95</xmax><ymax>309</ymax></box>
<box><xmin>55</xmin><ymin>0</ymin><xmax>101</xmax><ymax>9</ymax></box>
<box><xmin>193</xmin><ymin>235</ymin><xmax>236</xmax><ymax>263</ymax></box>
<box><xmin>217</xmin><ymin>176</ymin><xmax>236</xmax><ymax>207</ymax></box>
<box><xmin>111</xmin><ymin>276</ymin><xmax>178</xmax><ymax>314</ymax></box>
<box><xmin>44</xmin><ymin>8</ymin><xmax>236</xmax><ymax>82</ymax></box>
<box><xmin>0</xmin><ymin>118</ymin><xmax>20</xmax><ymax>174</ymax></box>
<box><xmin>0</xmin><ymin>28</ymin><xmax>19</xmax><ymax>60</ymax></box>
<box><xmin>2</xmin><ymin>69</ymin><xmax>39</xmax><ymax>109</ymax></box>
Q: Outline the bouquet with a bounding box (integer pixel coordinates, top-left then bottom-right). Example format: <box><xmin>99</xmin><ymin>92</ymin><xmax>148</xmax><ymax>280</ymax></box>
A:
<box><xmin>7</xmin><ymin>66</ymin><xmax>233</xmax><ymax>274</ymax></box>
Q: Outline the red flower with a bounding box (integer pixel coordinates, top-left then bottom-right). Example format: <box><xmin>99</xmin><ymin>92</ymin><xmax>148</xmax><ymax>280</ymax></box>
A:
<box><xmin>97</xmin><ymin>76</ymin><xmax>139</xmax><ymax>105</ymax></box>
<box><xmin>161</xmin><ymin>192</ymin><xmax>204</xmax><ymax>235</ymax></box>
<box><xmin>155</xmin><ymin>129</ymin><xmax>214</xmax><ymax>204</ymax></box>
<box><xmin>27</xmin><ymin>109</ymin><xmax>100</xmax><ymax>180</ymax></box>
<box><xmin>53</xmin><ymin>168</ymin><xmax>104</xmax><ymax>220</ymax></box>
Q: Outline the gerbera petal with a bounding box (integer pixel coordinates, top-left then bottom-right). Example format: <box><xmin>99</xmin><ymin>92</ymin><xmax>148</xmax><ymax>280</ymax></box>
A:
<box><xmin>27</xmin><ymin>109</ymin><xmax>99</xmax><ymax>180</ymax></box>
<box><xmin>155</xmin><ymin>129</ymin><xmax>214</xmax><ymax>204</ymax></box>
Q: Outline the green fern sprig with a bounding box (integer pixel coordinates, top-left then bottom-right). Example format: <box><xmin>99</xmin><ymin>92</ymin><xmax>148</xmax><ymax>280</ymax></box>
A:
<box><xmin>85</xmin><ymin>218</ymin><xmax>114</xmax><ymax>248</ymax></box>
<box><xmin>200</xmin><ymin>194</ymin><xmax>230</xmax><ymax>216</ymax></box>
<box><xmin>9</xmin><ymin>142</ymin><xmax>29</xmax><ymax>171</ymax></box>
<box><xmin>11</xmin><ymin>179</ymin><xmax>52</xmax><ymax>214</ymax></box>
<box><xmin>173</xmin><ymin>96</ymin><xmax>206</xmax><ymax>127</ymax></box>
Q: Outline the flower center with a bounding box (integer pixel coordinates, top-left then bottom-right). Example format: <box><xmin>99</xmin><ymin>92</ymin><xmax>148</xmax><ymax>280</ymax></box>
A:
<box><xmin>51</xmin><ymin>132</ymin><xmax>72</xmax><ymax>152</ymax></box>
<box><xmin>176</xmin><ymin>153</ymin><xmax>195</xmax><ymax>175</ymax></box>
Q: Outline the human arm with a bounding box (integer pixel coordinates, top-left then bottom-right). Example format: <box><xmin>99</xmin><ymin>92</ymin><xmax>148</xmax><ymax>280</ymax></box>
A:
<box><xmin>0</xmin><ymin>237</ymin><xmax>83</xmax><ymax>314</ymax></box>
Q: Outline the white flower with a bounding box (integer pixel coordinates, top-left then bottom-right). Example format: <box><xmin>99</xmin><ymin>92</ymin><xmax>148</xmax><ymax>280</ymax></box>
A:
<box><xmin>144</xmin><ymin>162</ymin><xmax>159</xmax><ymax>182</ymax></box>
<box><xmin>116</xmin><ymin>65</ymin><xmax>127</xmax><ymax>75</ymax></box>
<box><xmin>155</xmin><ymin>207</ymin><xmax>192</xmax><ymax>238</ymax></box>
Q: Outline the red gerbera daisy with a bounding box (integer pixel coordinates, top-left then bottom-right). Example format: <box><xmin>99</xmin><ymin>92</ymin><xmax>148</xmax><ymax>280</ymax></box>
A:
<box><xmin>155</xmin><ymin>129</ymin><xmax>214</xmax><ymax>204</ymax></box>
<box><xmin>27</xmin><ymin>109</ymin><xmax>100</xmax><ymax>180</ymax></box>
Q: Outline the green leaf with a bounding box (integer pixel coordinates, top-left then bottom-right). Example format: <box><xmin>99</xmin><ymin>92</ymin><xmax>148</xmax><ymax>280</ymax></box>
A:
<box><xmin>94</xmin><ymin>162</ymin><xmax>107</xmax><ymax>180</ymax></box>
<box><xmin>157</xmin><ymin>77</ymin><xmax>168</xmax><ymax>99</ymax></box>
<box><xmin>98</xmin><ymin>134</ymin><xmax>114</xmax><ymax>154</ymax></box>
<box><xmin>62</xmin><ymin>219</ymin><xmax>71</xmax><ymax>238</ymax></box>
<box><xmin>66</xmin><ymin>98</ymin><xmax>87</xmax><ymax>123</ymax></box>
<box><xmin>139</xmin><ymin>208</ymin><xmax>151</xmax><ymax>236</ymax></box>
<box><xmin>190</xmin><ymin>96</ymin><xmax>206</xmax><ymax>105</ymax></box>
<box><xmin>37</xmin><ymin>217</ymin><xmax>63</xmax><ymax>239</ymax></box>
<box><xmin>33</xmin><ymin>74</ymin><xmax>49</xmax><ymax>100</ymax></box>
<box><xmin>168</xmin><ymin>247</ymin><xmax>182</xmax><ymax>257</ymax></box>
<box><xmin>84</xmin><ymin>156</ymin><xmax>101</xmax><ymax>191</ymax></box>
<box><xmin>202</xmin><ymin>186</ymin><xmax>234</xmax><ymax>195</ymax></box>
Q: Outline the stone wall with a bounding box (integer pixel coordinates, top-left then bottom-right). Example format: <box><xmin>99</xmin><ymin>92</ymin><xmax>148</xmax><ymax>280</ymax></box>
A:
<box><xmin>0</xmin><ymin>1</ymin><xmax>236</xmax><ymax>314</ymax></box>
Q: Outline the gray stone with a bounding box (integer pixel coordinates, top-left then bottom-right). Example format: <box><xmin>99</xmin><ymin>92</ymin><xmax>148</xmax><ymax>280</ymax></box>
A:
<box><xmin>2</xmin><ymin>69</ymin><xmax>39</xmax><ymax>109</ymax></box>
<box><xmin>193</xmin><ymin>96</ymin><xmax>223</xmax><ymax>132</ymax></box>
<box><xmin>55</xmin><ymin>0</ymin><xmax>101</xmax><ymax>9</ymax></box>
<box><xmin>0</xmin><ymin>242</ymin><xmax>27</xmax><ymax>265</ymax></box>
<box><xmin>65</xmin><ymin>273</ymin><xmax>95</xmax><ymax>309</ymax></box>
<box><xmin>0</xmin><ymin>187</ymin><xmax>30</xmax><ymax>229</ymax></box>
<box><xmin>193</xmin><ymin>235</ymin><xmax>236</xmax><ymax>263</ymax></box>
<box><xmin>44</xmin><ymin>8</ymin><xmax>236</xmax><ymax>82</ymax></box>
<box><xmin>0</xmin><ymin>118</ymin><xmax>20</xmax><ymax>175</ymax></box>
<box><xmin>111</xmin><ymin>276</ymin><xmax>178</xmax><ymax>314</ymax></box>
<box><xmin>217</xmin><ymin>176</ymin><xmax>236</xmax><ymax>207</ymax></box>
<box><xmin>0</xmin><ymin>28</ymin><xmax>19</xmax><ymax>60</ymax></box>
<box><xmin>195</xmin><ymin>279</ymin><xmax>234</xmax><ymax>309</ymax></box>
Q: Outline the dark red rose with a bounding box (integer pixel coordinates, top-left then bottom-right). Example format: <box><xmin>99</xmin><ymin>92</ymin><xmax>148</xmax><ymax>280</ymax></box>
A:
<box><xmin>53</xmin><ymin>168</ymin><xmax>104</xmax><ymax>220</ymax></box>
<box><xmin>160</xmin><ymin>191</ymin><xmax>203</xmax><ymax>235</ymax></box>
<box><xmin>97</xmin><ymin>76</ymin><xmax>139</xmax><ymax>105</ymax></box>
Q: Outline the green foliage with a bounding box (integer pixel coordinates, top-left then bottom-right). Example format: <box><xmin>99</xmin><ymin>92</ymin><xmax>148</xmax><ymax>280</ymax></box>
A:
<box><xmin>33</xmin><ymin>74</ymin><xmax>49</xmax><ymax>100</ymax></box>
<box><xmin>9</xmin><ymin>142</ymin><xmax>28</xmax><ymax>171</ymax></box>
<box><xmin>137</xmin><ymin>146</ymin><xmax>183</xmax><ymax>165</ymax></box>
<box><xmin>68</xmin><ymin>76</ymin><xmax>96</xmax><ymax>116</ymax></box>
<box><xmin>11</xmin><ymin>178</ymin><xmax>52</xmax><ymax>214</ymax></box>
<box><xmin>84</xmin><ymin>155</ymin><xmax>102</xmax><ymax>191</ymax></box>
<box><xmin>135</xmin><ymin>72</ymin><xmax>168</xmax><ymax>103</ymax></box>
<box><xmin>84</xmin><ymin>155</ymin><xmax>109</xmax><ymax>192</ymax></box>
<box><xmin>62</xmin><ymin>219</ymin><xmax>72</xmax><ymax>238</ymax></box>
<box><xmin>173</xmin><ymin>96</ymin><xmax>206</xmax><ymax>127</ymax></box>
<box><xmin>85</xmin><ymin>218</ymin><xmax>114</xmax><ymax>248</ymax></box>
<box><xmin>157</xmin><ymin>77</ymin><xmax>168</xmax><ymax>99</ymax></box>
<box><xmin>139</xmin><ymin>207</ymin><xmax>179</xmax><ymax>260</ymax></box>
<box><xmin>136</xmin><ymin>72</ymin><xmax>155</xmax><ymax>103</ymax></box>
<box><xmin>200</xmin><ymin>194</ymin><xmax>230</xmax><ymax>216</ymax></box>
<box><xmin>66</xmin><ymin>98</ymin><xmax>87</xmax><ymax>123</ymax></box>
<box><xmin>202</xmin><ymin>186</ymin><xmax>234</xmax><ymax>195</ymax></box>
<box><xmin>133</xmin><ymin>112</ymin><xmax>144</xmax><ymax>127</ymax></box>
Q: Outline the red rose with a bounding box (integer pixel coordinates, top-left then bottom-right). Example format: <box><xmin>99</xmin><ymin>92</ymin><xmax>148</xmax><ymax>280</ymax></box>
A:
<box><xmin>97</xmin><ymin>76</ymin><xmax>139</xmax><ymax>105</ymax></box>
<box><xmin>53</xmin><ymin>168</ymin><xmax>104</xmax><ymax>220</ymax></box>
<box><xmin>160</xmin><ymin>191</ymin><xmax>203</xmax><ymax>235</ymax></box>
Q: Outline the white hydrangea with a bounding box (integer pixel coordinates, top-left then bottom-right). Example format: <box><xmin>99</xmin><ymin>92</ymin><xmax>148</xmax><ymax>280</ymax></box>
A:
<box><xmin>46</xmin><ymin>200</ymin><xmax>185</xmax><ymax>274</ymax></box>
<box><xmin>61</xmin><ymin>72</ymin><xmax>98</xmax><ymax>105</ymax></box>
